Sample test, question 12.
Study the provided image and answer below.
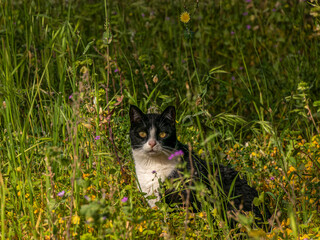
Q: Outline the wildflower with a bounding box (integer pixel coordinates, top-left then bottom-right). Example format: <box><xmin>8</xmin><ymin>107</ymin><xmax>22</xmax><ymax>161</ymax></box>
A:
<box><xmin>246</xmin><ymin>25</ymin><xmax>251</xmax><ymax>30</ymax></box>
<box><xmin>69</xmin><ymin>94</ymin><xmax>73</xmax><ymax>100</ymax></box>
<box><xmin>231</xmin><ymin>31</ymin><xmax>235</xmax><ymax>35</ymax></box>
<box><xmin>152</xmin><ymin>75</ymin><xmax>158</xmax><ymax>83</ymax></box>
<box><xmin>114</xmin><ymin>68</ymin><xmax>119</xmax><ymax>73</ymax></box>
<box><xmin>272</xmin><ymin>8</ymin><xmax>276</xmax><ymax>12</ymax></box>
<box><xmin>94</xmin><ymin>136</ymin><xmax>100</xmax><ymax>140</ymax></box>
<box><xmin>152</xmin><ymin>170</ymin><xmax>157</xmax><ymax>174</ymax></box>
<box><xmin>72</xmin><ymin>215</ymin><xmax>80</xmax><ymax>225</ymax></box>
<box><xmin>288</xmin><ymin>166</ymin><xmax>296</xmax><ymax>174</ymax></box>
<box><xmin>58</xmin><ymin>191</ymin><xmax>65</xmax><ymax>197</ymax></box>
<box><xmin>270</xmin><ymin>176</ymin><xmax>275</xmax><ymax>181</ymax></box>
<box><xmin>168</xmin><ymin>150</ymin><xmax>184</xmax><ymax>160</ymax></box>
<box><xmin>121</xmin><ymin>197</ymin><xmax>128</xmax><ymax>203</ymax></box>
<box><xmin>141</xmin><ymin>13</ymin><xmax>145</xmax><ymax>17</ymax></box>
<box><xmin>84</xmin><ymin>195</ymin><xmax>90</xmax><ymax>201</ymax></box>
<box><xmin>231</xmin><ymin>76</ymin><xmax>236</xmax><ymax>81</ymax></box>
<box><xmin>180</xmin><ymin>11</ymin><xmax>190</xmax><ymax>23</ymax></box>
<box><xmin>243</xmin><ymin>12</ymin><xmax>248</xmax><ymax>16</ymax></box>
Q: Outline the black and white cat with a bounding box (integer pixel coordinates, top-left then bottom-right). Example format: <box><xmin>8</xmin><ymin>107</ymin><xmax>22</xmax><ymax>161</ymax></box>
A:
<box><xmin>129</xmin><ymin>105</ymin><xmax>270</xmax><ymax>226</ymax></box>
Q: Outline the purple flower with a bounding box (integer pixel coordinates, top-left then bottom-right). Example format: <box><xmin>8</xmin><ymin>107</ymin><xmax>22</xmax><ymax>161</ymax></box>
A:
<box><xmin>231</xmin><ymin>31</ymin><xmax>235</xmax><ymax>35</ymax></box>
<box><xmin>152</xmin><ymin>170</ymin><xmax>157</xmax><ymax>174</ymax></box>
<box><xmin>84</xmin><ymin>195</ymin><xmax>90</xmax><ymax>201</ymax></box>
<box><xmin>270</xmin><ymin>176</ymin><xmax>275</xmax><ymax>181</ymax></box>
<box><xmin>114</xmin><ymin>68</ymin><xmax>119</xmax><ymax>73</ymax></box>
<box><xmin>272</xmin><ymin>8</ymin><xmax>276</xmax><ymax>12</ymax></box>
<box><xmin>121</xmin><ymin>197</ymin><xmax>128</xmax><ymax>203</ymax></box>
<box><xmin>58</xmin><ymin>191</ymin><xmax>65</xmax><ymax>197</ymax></box>
<box><xmin>168</xmin><ymin>150</ymin><xmax>184</xmax><ymax>160</ymax></box>
<box><xmin>246</xmin><ymin>25</ymin><xmax>251</xmax><ymax>30</ymax></box>
<box><xmin>94</xmin><ymin>136</ymin><xmax>100</xmax><ymax>140</ymax></box>
<box><xmin>231</xmin><ymin>76</ymin><xmax>236</xmax><ymax>81</ymax></box>
<box><xmin>239</xmin><ymin>66</ymin><xmax>244</xmax><ymax>70</ymax></box>
<box><xmin>243</xmin><ymin>12</ymin><xmax>248</xmax><ymax>16</ymax></box>
<box><xmin>141</xmin><ymin>13</ymin><xmax>145</xmax><ymax>17</ymax></box>
<box><xmin>69</xmin><ymin>94</ymin><xmax>73</xmax><ymax>100</ymax></box>
<box><xmin>246</xmin><ymin>0</ymin><xmax>251</xmax><ymax>2</ymax></box>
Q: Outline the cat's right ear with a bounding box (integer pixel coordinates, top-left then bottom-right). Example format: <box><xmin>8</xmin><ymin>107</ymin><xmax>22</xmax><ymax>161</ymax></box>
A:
<box><xmin>129</xmin><ymin>105</ymin><xmax>145</xmax><ymax>124</ymax></box>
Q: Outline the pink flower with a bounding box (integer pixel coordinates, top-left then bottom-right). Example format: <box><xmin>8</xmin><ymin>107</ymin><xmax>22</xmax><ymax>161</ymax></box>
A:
<box><xmin>121</xmin><ymin>197</ymin><xmax>128</xmax><ymax>203</ymax></box>
<box><xmin>58</xmin><ymin>191</ymin><xmax>65</xmax><ymax>197</ymax></box>
<box><xmin>94</xmin><ymin>136</ymin><xmax>100</xmax><ymax>140</ymax></box>
<box><xmin>168</xmin><ymin>150</ymin><xmax>184</xmax><ymax>160</ymax></box>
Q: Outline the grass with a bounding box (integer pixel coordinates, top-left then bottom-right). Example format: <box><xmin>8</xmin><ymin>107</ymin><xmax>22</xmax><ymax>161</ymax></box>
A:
<box><xmin>0</xmin><ymin>0</ymin><xmax>320</xmax><ymax>239</ymax></box>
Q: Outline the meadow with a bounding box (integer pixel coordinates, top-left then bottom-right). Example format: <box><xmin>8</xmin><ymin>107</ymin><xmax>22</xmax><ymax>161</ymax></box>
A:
<box><xmin>1</xmin><ymin>0</ymin><xmax>320</xmax><ymax>239</ymax></box>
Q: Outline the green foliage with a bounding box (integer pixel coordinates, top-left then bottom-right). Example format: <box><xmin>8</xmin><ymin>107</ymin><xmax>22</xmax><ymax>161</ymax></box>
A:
<box><xmin>1</xmin><ymin>0</ymin><xmax>320</xmax><ymax>239</ymax></box>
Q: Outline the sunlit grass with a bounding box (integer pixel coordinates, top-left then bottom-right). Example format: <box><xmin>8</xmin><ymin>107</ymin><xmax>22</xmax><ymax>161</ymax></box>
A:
<box><xmin>1</xmin><ymin>0</ymin><xmax>320</xmax><ymax>239</ymax></box>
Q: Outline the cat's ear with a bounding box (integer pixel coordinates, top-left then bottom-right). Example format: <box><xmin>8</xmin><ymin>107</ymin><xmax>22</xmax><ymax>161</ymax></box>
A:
<box><xmin>129</xmin><ymin>105</ymin><xmax>145</xmax><ymax>124</ymax></box>
<box><xmin>161</xmin><ymin>106</ymin><xmax>176</xmax><ymax>125</ymax></box>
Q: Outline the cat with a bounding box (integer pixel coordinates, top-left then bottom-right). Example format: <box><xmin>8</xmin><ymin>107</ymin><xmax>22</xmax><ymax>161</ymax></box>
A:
<box><xmin>129</xmin><ymin>105</ymin><xmax>271</xmax><ymax>228</ymax></box>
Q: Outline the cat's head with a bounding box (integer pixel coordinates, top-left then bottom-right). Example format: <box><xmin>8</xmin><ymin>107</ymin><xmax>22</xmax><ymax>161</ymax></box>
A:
<box><xmin>129</xmin><ymin>105</ymin><xmax>177</xmax><ymax>156</ymax></box>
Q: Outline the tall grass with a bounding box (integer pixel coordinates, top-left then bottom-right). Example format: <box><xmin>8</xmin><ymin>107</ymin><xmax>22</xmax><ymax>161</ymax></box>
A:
<box><xmin>1</xmin><ymin>0</ymin><xmax>320</xmax><ymax>239</ymax></box>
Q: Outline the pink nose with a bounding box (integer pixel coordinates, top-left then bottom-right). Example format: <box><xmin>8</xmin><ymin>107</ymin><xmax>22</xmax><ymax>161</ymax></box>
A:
<box><xmin>148</xmin><ymin>139</ymin><xmax>156</xmax><ymax>148</ymax></box>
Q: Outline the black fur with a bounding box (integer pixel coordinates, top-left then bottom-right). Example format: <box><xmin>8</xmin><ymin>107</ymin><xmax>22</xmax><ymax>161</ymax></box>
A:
<box><xmin>165</xmin><ymin>142</ymin><xmax>271</xmax><ymax>228</ymax></box>
<box><xmin>129</xmin><ymin>105</ymin><xmax>177</xmax><ymax>150</ymax></box>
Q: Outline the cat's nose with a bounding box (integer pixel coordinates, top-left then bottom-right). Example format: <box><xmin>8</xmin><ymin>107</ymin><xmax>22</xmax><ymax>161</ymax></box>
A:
<box><xmin>148</xmin><ymin>139</ymin><xmax>157</xmax><ymax>148</ymax></box>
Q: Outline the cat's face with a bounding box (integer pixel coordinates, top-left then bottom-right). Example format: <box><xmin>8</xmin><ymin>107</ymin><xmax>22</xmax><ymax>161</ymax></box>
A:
<box><xmin>129</xmin><ymin>105</ymin><xmax>177</xmax><ymax>157</ymax></box>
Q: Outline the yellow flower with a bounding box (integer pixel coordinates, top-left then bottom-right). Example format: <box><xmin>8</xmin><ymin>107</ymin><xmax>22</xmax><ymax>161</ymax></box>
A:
<box><xmin>72</xmin><ymin>215</ymin><xmax>80</xmax><ymax>225</ymax></box>
<box><xmin>288</xmin><ymin>166</ymin><xmax>296</xmax><ymax>174</ymax></box>
<box><xmin>180</xmin><ymin>12</ymin><xmax>190</xmax><ymax>23</ymax></box>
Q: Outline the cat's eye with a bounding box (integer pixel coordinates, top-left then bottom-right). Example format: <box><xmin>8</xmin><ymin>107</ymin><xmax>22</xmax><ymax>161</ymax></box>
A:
<box><xmin>139</xmin><ymin>131</ymin><xmax>147</xmax><ymax>138</ymax></box>
<box><xmin>159</xmin><ymin>132</ymin><xmax>167</xmax><ymax>138</ymax></box>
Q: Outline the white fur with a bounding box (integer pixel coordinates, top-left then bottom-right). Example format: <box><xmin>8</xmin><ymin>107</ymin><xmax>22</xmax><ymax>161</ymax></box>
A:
<box><xmin>132</xmin><ymin>128</ymin><xmax>177</xmax><ymax>207</ymax></box>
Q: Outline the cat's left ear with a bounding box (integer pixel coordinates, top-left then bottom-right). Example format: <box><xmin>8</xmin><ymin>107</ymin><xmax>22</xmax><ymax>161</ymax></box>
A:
<box><xmin>161</xmin><ymin>106</ymin><xmax>176</xmax><ymax>125</ymax></box>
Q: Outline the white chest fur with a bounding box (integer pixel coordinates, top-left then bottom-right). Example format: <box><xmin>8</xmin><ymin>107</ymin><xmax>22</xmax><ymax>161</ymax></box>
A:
<box><xmin>132</xmin><ymin>149</ymin><xmax>178</xmax><ymax>207</ymax></box>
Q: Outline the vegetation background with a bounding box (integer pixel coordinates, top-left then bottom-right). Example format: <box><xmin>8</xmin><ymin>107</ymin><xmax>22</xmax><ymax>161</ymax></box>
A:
<box><xmin>1</xmin><ymin>0</ymin><xmax>320</xmax><ymax>239</ymax></box>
